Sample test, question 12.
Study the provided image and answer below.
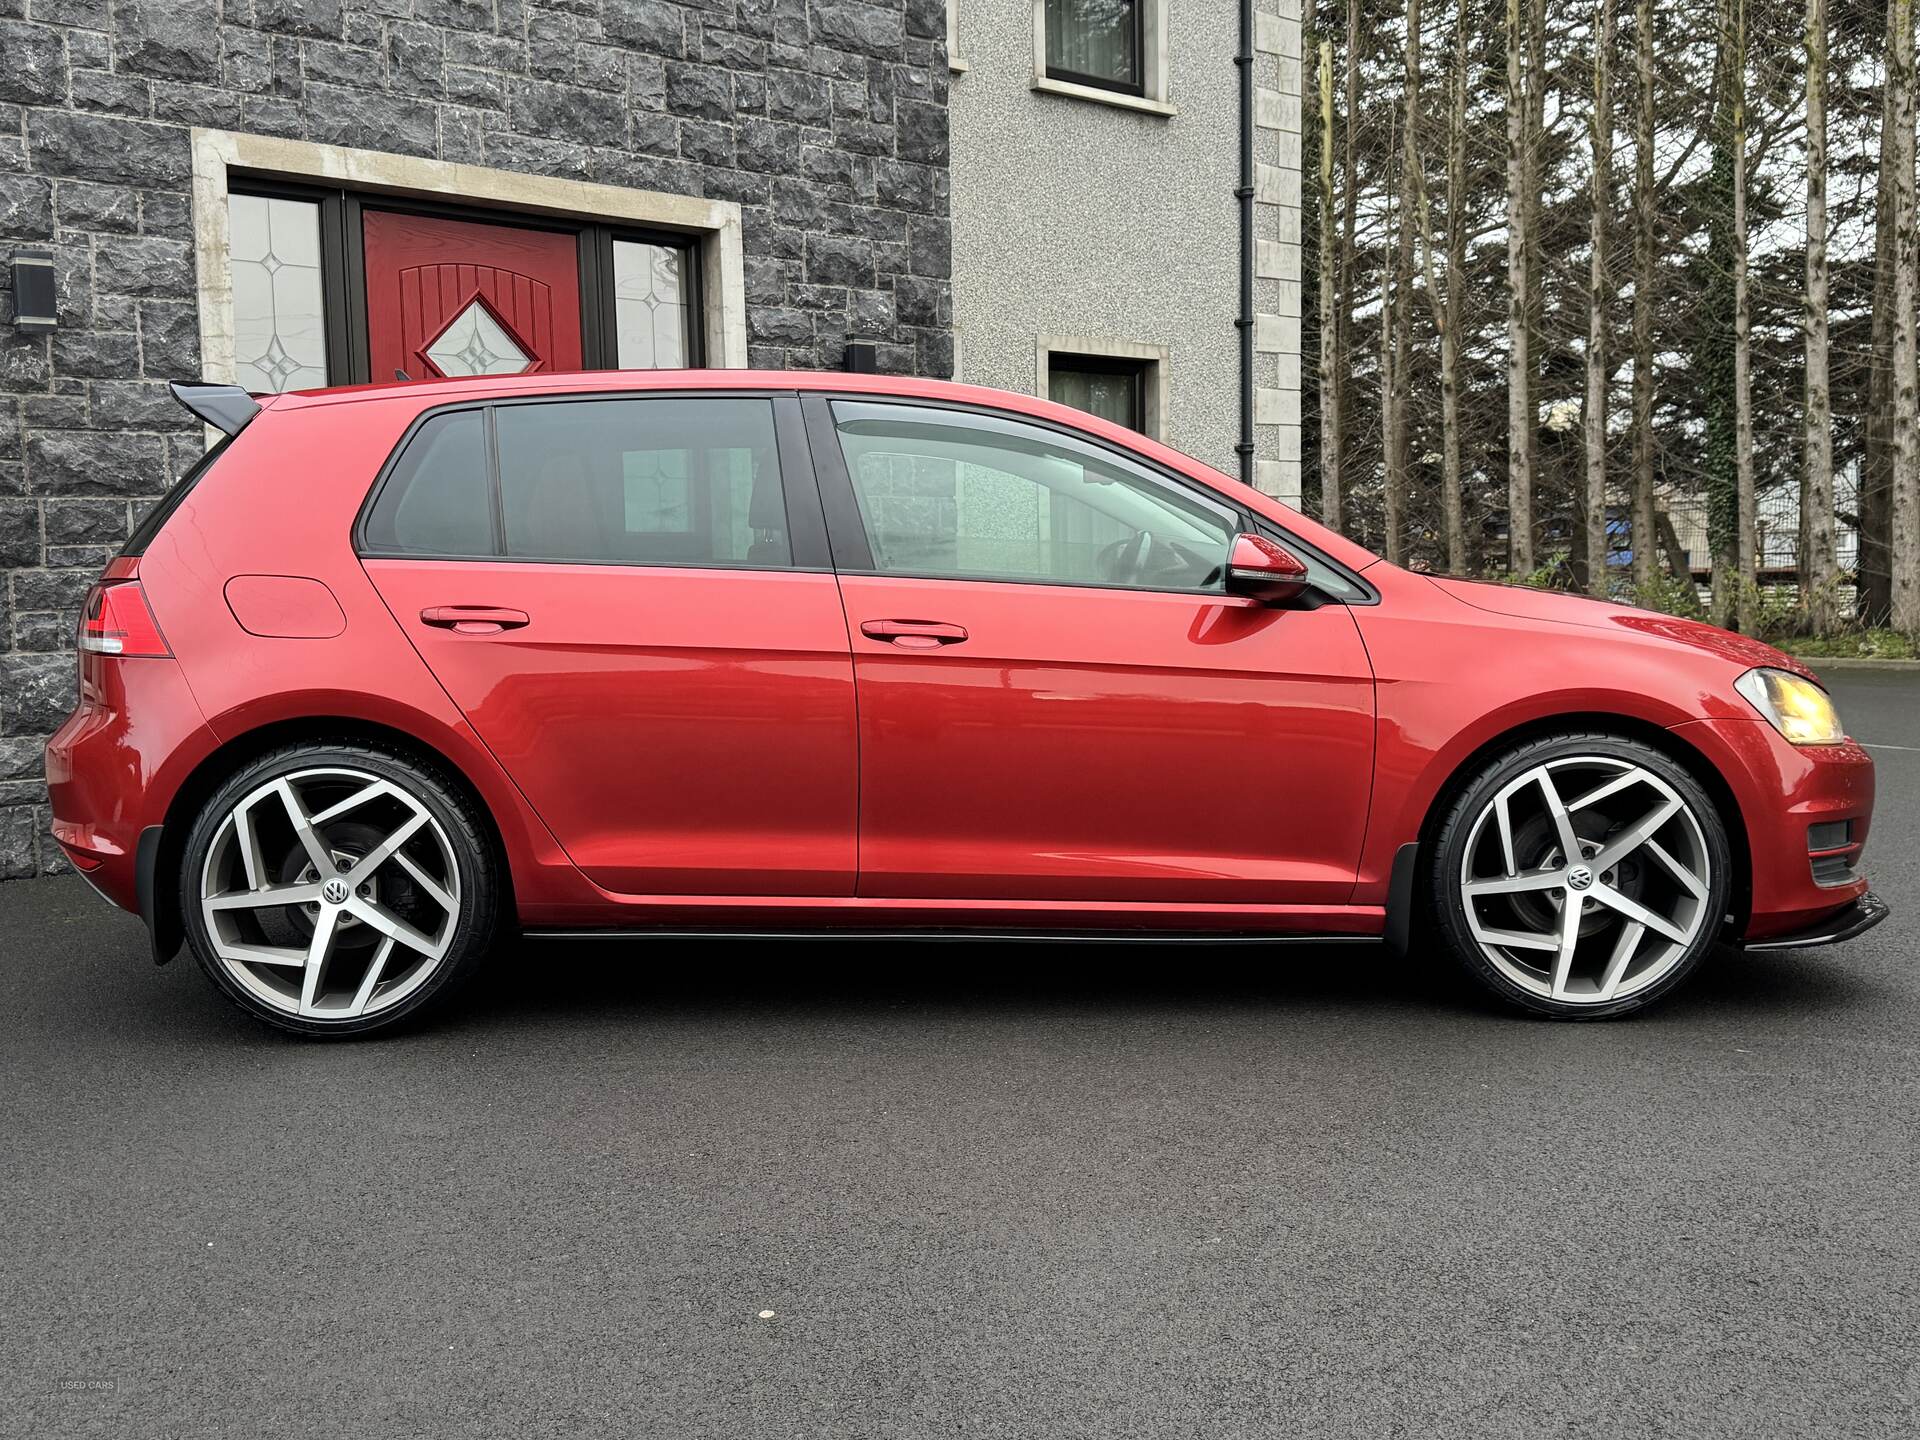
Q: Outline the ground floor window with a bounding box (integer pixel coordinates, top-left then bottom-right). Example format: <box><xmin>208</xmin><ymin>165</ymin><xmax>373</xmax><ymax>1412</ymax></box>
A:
<box><xmin>226</xmin><ymin>182</ymin><xmax>701</xmax><ymax>391</ymax></box>
<box><xmin>1048</xmin><ymin>353</ymin><xmax>1149</xmax><ymax>433</ymax></box>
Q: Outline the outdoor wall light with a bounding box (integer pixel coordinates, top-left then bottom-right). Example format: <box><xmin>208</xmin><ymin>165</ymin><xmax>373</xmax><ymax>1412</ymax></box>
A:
<box><xmin>843</xmin><ymin>341</ymin><xmax>878</xmax><ymax>374</ymax></box>
<box><xmin>10</xmin><ymin>250</ymin><xmax>58</xmax><ymax>331</ymax></box>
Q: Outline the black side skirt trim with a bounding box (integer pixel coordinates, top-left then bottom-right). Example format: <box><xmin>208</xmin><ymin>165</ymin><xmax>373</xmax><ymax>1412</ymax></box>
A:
<box><xmin>522</xmin><ymin>928</ymin><xmax>1383</xmax><ymax>946</ymax></box>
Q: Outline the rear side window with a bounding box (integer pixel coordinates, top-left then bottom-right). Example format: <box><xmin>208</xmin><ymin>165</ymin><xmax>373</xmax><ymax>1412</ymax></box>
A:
<box><xmin>360</xmin><ymin>411</ymin><xmax>493</xmax><ymax>557</ymax></box>
<box><xmin>494</xmin><ymin>398</ymin><xmax>789</xmax><ymax>567</ymax></box>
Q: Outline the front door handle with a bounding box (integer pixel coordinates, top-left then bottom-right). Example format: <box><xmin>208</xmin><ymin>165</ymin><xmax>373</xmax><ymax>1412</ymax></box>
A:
<box><xmin>420</xmin><ymin>605</ymin><xmax>530</xmax><ymax>634</ymax></box>
<box><xmin>860</xmin><ymin>619</ymin><xmax>969</xmax><ymax>649</ymax></box>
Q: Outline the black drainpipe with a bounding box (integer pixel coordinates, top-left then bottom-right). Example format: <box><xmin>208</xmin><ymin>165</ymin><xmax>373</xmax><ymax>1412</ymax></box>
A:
<box><xmin>1234</xmin><ymin>0</ymin><xmax>1256</xmax><ymax>488</ymax></box>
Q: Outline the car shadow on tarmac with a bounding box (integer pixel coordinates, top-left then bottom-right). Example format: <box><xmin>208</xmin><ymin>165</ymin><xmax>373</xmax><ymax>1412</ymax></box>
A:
<box><xmin>424</xmin><ymin>928</ymin><xmax>1886</xmax><ymax>1038</ymax></box>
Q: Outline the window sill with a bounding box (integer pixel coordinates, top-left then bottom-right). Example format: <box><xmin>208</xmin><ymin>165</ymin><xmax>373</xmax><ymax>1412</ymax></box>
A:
<box><xmin>950</xmin><ymin>56</ymin><xmax>969</xmax><ymax>73</ymax></box>
<box><xmin>1029</xmin><ymin>74</ymin><xmax>1176</xmax><ymax>118</ymax></box>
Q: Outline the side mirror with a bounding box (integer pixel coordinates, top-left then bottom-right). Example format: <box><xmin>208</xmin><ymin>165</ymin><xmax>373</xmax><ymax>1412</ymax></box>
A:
<box><xmin>1223</xmin><ymin>533</ymin><xmax>1313</xmax><ymax>606</ymax></box>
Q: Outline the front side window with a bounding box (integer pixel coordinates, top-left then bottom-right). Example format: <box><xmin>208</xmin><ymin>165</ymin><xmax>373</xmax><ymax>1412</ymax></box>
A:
<box><xmin>495</xmin><ymin>398</ymin><xmax>789</xmax><ymax>567</ymax></box>
<box><xmin>1045</xmin><ymin>0</ymin><xmax>1144</xmax><ymax>95</ymax></box>
<box><xmin>831</xmin><ymin>402</ymin><xmax>1233</xmax><ymax>591</ymax></box>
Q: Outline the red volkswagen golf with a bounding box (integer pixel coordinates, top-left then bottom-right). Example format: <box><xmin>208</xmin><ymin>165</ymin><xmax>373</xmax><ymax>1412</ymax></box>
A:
<box><xmin>46</xmin><ymin>371</ymin><xmax>1882</xmax><ymax>1035</ymax></box>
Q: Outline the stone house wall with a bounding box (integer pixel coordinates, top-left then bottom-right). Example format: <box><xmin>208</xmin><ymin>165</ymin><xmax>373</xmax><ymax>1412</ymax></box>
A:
<box><xmin>0</xmin><ymin>0</ymin><xmax>954</xmax><ymax>878</ymax></box>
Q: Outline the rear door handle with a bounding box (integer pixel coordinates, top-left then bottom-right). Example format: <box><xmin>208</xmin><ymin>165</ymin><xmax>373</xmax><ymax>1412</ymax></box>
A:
<box><xmin>860</xmin><ymin>619</ymin><xmax>969</xmax><ymax>649</ymax></box>
<box><xmin>420</xmin><ymin>606</ymin><xmax>530</xmax><ymax>634</ymax></box>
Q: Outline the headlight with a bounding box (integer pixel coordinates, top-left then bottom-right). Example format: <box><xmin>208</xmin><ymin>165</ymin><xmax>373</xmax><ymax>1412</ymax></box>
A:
<box><xmin>1735</xmin><ymin>667</ymin><xmax>1845</xmax><ymax>745</ymax></box>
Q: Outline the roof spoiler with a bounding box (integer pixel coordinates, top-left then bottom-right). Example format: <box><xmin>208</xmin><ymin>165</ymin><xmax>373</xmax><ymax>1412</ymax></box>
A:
<box><xmin>168</xmin><ymin>381</ymin><xmax>262</xmax><ymax>438</ymax></box>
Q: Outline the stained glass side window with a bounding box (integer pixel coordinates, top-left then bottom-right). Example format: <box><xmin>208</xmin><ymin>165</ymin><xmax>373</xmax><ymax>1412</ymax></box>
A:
<box><xmin>229</xmin><ymin>194</ymin><xmax>329</xmax><ymax>393</ymax></box>
<box><xmin>613</xmin><ymin>241</ymin><xmax>693</xmax><ymax>369</ymax></box>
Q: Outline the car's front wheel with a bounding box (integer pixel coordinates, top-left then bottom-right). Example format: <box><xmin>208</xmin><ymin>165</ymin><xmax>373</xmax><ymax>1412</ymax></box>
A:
<box><xmin>179</xmin><ymin>742</ymin><xmax>499</xmax><ymax>1037</ymax></box>
<box><xmin>1430</xmin><ymin>733</ymin><xmax>1732</xmax><ymax>1018</ymax></box>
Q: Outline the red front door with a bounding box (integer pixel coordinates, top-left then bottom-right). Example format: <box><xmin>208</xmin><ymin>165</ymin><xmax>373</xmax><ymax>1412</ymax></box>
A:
<box><xmin>361</xmin><ymin>210</ymin><xmax>584</xmax><ymax>382</ymax></box>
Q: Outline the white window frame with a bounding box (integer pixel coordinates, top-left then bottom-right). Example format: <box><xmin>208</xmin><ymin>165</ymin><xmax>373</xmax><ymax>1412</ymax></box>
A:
<box><xmin>1036</xmin><ymin>334</ymin><xmax>1172</xmax><ymax>443</ymax></box>
<box><xmin>188</xmin><ymin>128</ymin><xmax>748</xmax><ymax>388</ymax></box>
<box><xmin>1030</xmin><ymin>0</ymin><xmax>1175</xmax><ymax>117</ymax></box>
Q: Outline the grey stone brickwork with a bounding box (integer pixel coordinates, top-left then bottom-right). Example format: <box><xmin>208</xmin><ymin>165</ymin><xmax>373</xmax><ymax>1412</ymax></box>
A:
<box><xmin>0</xmin><ymin>0</ymin><xmax>955</xmax><ymax>879</ymax></box>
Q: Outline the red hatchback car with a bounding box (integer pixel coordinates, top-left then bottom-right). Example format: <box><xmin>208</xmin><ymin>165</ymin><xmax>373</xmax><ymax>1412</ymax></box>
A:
<box><xmin>47</xmin><ymin>371</ymin><xmax>1882</xmax><ymax>1035</ymax></box>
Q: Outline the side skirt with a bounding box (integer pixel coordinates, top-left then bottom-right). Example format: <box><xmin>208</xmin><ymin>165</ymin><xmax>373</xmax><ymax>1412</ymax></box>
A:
<box><xmin>522</xmin><ymin>927</ymin><xmax>1385</xmax><ymax>946</ymax></box>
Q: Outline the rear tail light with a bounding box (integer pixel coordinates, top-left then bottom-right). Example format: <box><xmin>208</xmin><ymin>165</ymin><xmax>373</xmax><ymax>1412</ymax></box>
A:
<box><xmin>78</xmin><ymin>577</ymin><xmax>171</xmax><ymax>657</ymax></box>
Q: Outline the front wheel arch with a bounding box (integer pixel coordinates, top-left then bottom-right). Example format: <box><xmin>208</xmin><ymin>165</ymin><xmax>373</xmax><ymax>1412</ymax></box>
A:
<box><xmin>1406</xmin><ymin>712</ymin><xmax>1752</xmax><ymax>943</ymax></box>
<box><xmin>146</xmin><ymin>717</ymin><xmax>514</xmax><ymax>965</ymax></box>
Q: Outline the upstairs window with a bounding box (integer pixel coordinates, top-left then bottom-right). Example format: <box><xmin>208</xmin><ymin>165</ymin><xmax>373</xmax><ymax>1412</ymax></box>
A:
<box><xmin>1044</xmin><ymin>0</ymin><xmax>1145</xmax><ymax>96</ymax></box>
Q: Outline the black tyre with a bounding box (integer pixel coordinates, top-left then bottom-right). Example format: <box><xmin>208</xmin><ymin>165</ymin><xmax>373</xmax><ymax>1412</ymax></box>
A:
<box><xmin>1429</xmin><ymin>732</ymin><xmax>1732</xmax><ymax>1019</ymax></box>
<box><xmin>178</xmin><ymin>741</ymin><xmax>499</xmax><ymax>1037</ymax></box>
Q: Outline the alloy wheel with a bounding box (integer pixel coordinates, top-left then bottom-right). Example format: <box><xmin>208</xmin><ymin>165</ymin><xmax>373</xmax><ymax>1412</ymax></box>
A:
<box><xmin>1457</xmin><ymin>755</ymin><xmax>1714</xmax><ymax>1004</ymax></box>
<box><xmin>198</xmin><ymin>767</ymin><xmax>462</xmax><ymax>1021</ymax></box>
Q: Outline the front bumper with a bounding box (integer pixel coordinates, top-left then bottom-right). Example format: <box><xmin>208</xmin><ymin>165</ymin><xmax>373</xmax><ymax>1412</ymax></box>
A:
<box><xmin>1667</xmin><ymin>716</ymin><xmax>1875</xmax><ymax>943</ymax></box>
<box><xmin>1741</xmin><ymin>891</ymin><xmax>1889</xmax><ymax>951</ymax></box>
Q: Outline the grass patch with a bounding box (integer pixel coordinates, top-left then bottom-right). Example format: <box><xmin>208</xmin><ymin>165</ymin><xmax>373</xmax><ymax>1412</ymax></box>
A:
<box><xmin>1777</xmin><ymin>629</ymin><xmax>1918</xmax><ymax>661</ymax></box>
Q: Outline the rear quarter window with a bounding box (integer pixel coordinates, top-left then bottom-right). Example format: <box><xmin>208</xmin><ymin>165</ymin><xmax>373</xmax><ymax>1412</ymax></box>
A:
<box><xmin>359</xmin><ymin>410</ymin><xmax>496</xmax><ymax>557</ymax></box>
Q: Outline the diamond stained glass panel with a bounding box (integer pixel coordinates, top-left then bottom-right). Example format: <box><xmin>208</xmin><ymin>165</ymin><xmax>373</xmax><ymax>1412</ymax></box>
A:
<box><xmin>423</xmin><ymin>299</ymin><xmax>537</xmax><ymax>377</ymax></box>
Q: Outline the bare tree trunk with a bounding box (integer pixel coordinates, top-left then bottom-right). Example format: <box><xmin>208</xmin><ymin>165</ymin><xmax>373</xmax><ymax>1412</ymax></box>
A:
<box><xmin>1381</xmin><ymin>108</ymin><xmax>1399</xmax><ymax>560</ymax></box>
<box><xmin>1584</xmin><ymin>0</ymin><xmax>1615</xmax><ymax>597</ymax></box>
<box><xmin>1506</xmin><ymin>0</ymin><xmax>1535</xmax><ymax>575</ymax></box>
<box><xmin>1413</xmin><ymin>22</ymin><xmax>1466</xmax><ymax>574</ymax></box>
<box><xmin>1388</xmin><ymin>0</ymin><xmax>1422</xmax><ymax>567</ymax></box>
<box><xmin>1860</xmin><ymin>80</ymin><xmax>1898</xmax><ymax>625</ymax></box>
<box><xmin>1656</xmin><ymin>511</ymin><xmax>1696</xmax><ymax>594</ymax></box>
<box><xmin>1443</xmin><ymin>8</ymin><xmax>1469</xmax><ymax>572</ymax></box>
<box><xmin>1802</xmin><ymin>0</ymin><xmax>1836</xmax><ymax>632</ymax></box>
<box><xmin>1890</xmin><ymin>0</ymin><xmax>1920</xmax><ymax>634</ymax></box>
<box><xmin>1630</xmin><ymin>0</ymin><xmax>1658</xmax><ymax>591</ymax></box>
<box><xmin>1318</xmin><ymin>39</ymin><xmax>1342</xmax><ymax>534</ymax></box>
<box><xmin>1335</xmin><ymin>0</ymin><xmax>1361</xmax><ymax>537</ymax></box>
<box><xmin>1732</xmin><ymin>0</ymin><xmax>1756</xmax><ymax>633</ymax></box>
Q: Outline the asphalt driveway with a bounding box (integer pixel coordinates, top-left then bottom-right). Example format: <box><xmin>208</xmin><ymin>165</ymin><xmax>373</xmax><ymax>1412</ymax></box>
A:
<box><xmin>4</xmin><ymin>672</ymin><xmax>1918</xmax><ymax>1438</ymax></box>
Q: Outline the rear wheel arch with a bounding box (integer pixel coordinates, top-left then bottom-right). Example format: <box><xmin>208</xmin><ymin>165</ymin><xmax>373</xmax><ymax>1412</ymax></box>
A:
<box><xmin>1408</xmin><ymin>711</ymin><xmax>1752</xmax><ymax>939</ymax></box>
<box><xmin>147</xmin><ymin>716</ymin><xmax>515</xmax><ymax>964</ymax></box>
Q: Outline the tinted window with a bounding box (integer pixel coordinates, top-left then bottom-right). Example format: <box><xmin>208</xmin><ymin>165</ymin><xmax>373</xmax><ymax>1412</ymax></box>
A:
<box><xmin>361</xmin><ymin>411</ymin><xmax>494</xmax><ymax>557</ymax></box>
<box><xmin>831</xmin><ymin>402</ymin><xmax>1234</xmax><ymax>591</ymax></box>
<box><xmin>495</xmin><ymin>398</ymin><xmax>789</xmax><ymax>567</ymax></box>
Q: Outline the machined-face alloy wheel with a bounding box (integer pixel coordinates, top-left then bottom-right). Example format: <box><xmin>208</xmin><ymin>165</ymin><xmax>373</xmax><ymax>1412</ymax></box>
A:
<box><xmin>1434</xmin><ymin>735</ymin><xmax>1732</xmax><ymax>1018</ymax></box>
<box><xmin>182</xmin><ymin>745</ymin><xmax>497</xmax><ymax>1035</ymax></box>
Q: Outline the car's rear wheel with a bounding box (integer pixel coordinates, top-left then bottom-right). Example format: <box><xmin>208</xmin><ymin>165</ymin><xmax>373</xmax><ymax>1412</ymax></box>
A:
<box><xmin>179</xmin><ymin>743</ymin><xmax>498</xmax><ymax>1037</ymax></box>
<box><xmin>1430</xmin><ymin>733</ymin><xmax>1732</xmax><ymax>1019</ymax></box>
